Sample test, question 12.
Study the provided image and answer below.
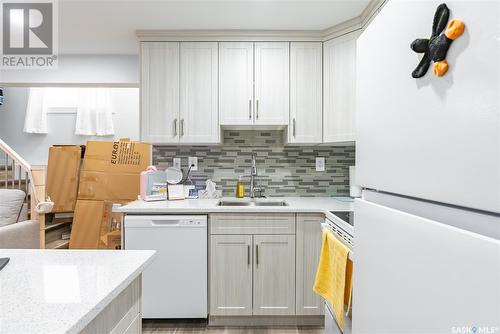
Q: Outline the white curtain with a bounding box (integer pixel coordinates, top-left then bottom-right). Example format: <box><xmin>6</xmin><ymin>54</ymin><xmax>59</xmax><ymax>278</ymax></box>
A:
<box><xmin>75</xmin><ymin>88</ymin><xmax>115</xmax><ymax>136</ymax></box>
<box><xmin>23</xmin><ymin>87</ymin><xmax>115</xmax><ymax>136</ymax></box>
<box><xmin>23</xmin><ymin>88</ymin><xmax>48</xmax><ymax>134</ymax></box>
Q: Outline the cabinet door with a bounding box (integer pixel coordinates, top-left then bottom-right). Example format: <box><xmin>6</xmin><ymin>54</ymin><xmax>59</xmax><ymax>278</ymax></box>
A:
<box><xmin>141</xmin><ymin>42</ymin><xmax>180</xmax><ymax>144</ymax></box>
<box><xmin>219</xmin><ymin>42</ymin><xmax>254</xmax><ymax>125</ymax></box>
<box><xmin>296</xmin><ymin>214</ymin><xmax>324</xmax><ymax>315</ymax></box>
<box><xmin>253</xmin><ymin>235</ymin><xmax>295</xmax><ymax>316</ymax></box>
<box><xmin>289</xmin><ymin>42</ymin><xmax>323</xmax><ymax>143</ymax></box>
<box><xmin>180</xmin><ymin>42</ymin><xmax>219</xmax><ymax>144</ymax></box>
<box><xmin>210</xmin><ymin>235</ymin><xmax>253</xmax><ymax>316</ymax></box>
<box><xmin>254</xmin><ymin>42</ymin><xmax>289</xmax><ymax>126</ymax></box>
<box><xmin>323</xmin><ymin>33</ymin><xmax>357</xmax><ymax>143</ymax></box>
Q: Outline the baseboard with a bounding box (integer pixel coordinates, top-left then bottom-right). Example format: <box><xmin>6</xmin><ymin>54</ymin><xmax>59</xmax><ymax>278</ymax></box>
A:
<box><xmin>208</xmin><ymin>315</ymin><xmax>324</xmax><ymax>327</ymax></box>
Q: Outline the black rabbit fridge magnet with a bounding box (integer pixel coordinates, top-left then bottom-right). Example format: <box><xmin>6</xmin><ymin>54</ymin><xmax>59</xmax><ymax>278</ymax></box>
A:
<box><xmin>411</xmin><ymin>3</ymin><xmax>465</xmax><ymax>78</ymax></box>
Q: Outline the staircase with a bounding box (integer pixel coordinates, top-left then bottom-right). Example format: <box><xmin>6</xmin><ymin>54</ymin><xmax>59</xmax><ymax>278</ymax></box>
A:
<box><xmin>0</xmin><ymin>141</ymin><xmax>32</xmax><ymax>202</ymax></box>
<box><xmin>0</xmin><ymin>139</ymin><xmax>46</xmax><ymax>248</ymax></box>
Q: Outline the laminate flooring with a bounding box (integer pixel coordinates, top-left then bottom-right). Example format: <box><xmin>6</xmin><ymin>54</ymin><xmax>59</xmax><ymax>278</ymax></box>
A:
<box><xmin>142</xmin><ymin>319</ymin><xmax>324</xmax><ymax>334</ymax></box>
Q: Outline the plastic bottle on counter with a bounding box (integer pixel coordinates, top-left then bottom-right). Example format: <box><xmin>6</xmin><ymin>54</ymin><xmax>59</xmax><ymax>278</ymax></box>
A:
<box><xmin>236</xmin><ymin>176</ymin><xmax>245</xmax><ymax>198</ymax></box>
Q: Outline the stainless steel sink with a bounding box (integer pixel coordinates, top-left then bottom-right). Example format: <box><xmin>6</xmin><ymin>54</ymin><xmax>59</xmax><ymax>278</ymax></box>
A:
<box><xmin>217</xmin><ymin>201</ymin><xmax>253</xmax><ymax>206</ymax></box>
<box><xmin>253</xmin><ymin>201</ymin><xmax>288</xmax><ymax>206</ymax></box>
<box><xmin>217</xmin><ymin>200</ymin><xmax>288</xmax><ymax>207</ymax></box>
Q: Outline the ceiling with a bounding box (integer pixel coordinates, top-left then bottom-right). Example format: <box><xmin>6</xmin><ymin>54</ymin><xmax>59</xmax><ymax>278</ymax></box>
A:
<box><xmin>58</xmin><ymin>0</ymin><xmax>371</xmax><ymax>55</ymax></box>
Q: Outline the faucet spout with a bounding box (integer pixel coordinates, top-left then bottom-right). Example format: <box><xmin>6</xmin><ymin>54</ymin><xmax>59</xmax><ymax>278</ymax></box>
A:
<box><xmin>250</xmin><ymin>154</ymin><xmax>257</xmax><ymax>176</ymax></box>
<box><xmin>249</xmin><ymin>153</ymin><xmax>261</xmax><ymax>198</ymax></box>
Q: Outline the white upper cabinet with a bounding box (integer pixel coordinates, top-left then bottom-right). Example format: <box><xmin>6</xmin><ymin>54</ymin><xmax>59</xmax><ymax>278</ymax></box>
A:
<box><xmin>289</xmin><ymin>42</ymin><xmax>322</xmax><ymax>144</ymax></box>
<box><xmin>141</xmin><ymin>41</ymin><xmax>219</xmax><ymax>144</ymax></box>
<box><xmin>180</xmin><ymin>42</ymin><xmax>219</xmax><ymax>144</ymax></box>
<box><xmin>140</xmin><ymin>35</ymin><xmax>357</xmax><ymax>145</ymax></box>
<box><xmin>141</xmin><ymin>42</ymin><xmax>180</xmax><ymax>144</ymax></box>
<box><xmin>219</xmin><ymin>42</ymin><xmax>254</xmax><ymax>126</ymax></box>
<box><xmin>323</xmin><ymin>32</ymin><xmax>358</xmax><ymax>143</ymax></box>
<box><xmin>254</xmin><ymin>42</ymin><xmax>289</xmax><ymax>126</ymax></box>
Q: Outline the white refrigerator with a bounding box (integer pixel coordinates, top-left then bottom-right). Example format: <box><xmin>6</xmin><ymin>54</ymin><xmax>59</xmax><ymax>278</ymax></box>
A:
<box><xmin>354</xmin><ymin>0</ymin><xmax>500</xmax><ymax>333</ymax></box>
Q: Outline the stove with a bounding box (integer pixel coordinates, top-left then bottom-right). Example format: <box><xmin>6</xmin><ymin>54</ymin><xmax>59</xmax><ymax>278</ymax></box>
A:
<box><xmin>324</xmin><ymin>210</ymin><xmax>354</xmax><ymax>248</ymax></box>
<box><xmin>329</xmin><ymin>211</ymin><xmax>354</xmax><ymax>227</ymax></box>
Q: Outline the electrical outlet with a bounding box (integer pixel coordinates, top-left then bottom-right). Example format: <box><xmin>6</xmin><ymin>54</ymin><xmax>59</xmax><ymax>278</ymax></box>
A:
<box><xmin>173</xmin><ymin>158</ymin><xmax>181</xmax><ymax>170</ymax></box>
<box><xmin>316</xmin><ymin>157</ymin><xmax>325</xmax><ymax>172</ymax></box>
<box><xmin>188</xmin><ymin>157</ymin><xmax>198</xmax><ymax>171</ymax></box>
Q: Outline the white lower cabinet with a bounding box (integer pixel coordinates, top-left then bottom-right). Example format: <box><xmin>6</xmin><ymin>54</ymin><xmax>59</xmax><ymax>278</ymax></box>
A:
<box><xmin>209</xmin><ymin>214</ymin><xmax>297</xmax><ymax>317</ymax></box>
<box><xmin>209</xmin><ymin>213</ymin><xmax>323</xmax><ymax>321</ymax></box>
<box><xmin>296</xmin><ymin>214</ymin><xmax>324</xmax><ymax>315</ymax></box>
<box><xmin>209</xmin><ymin>234</ymin><xmax>253</xmax><ymax>316</ymax></box>
<box><xmin>253</xmin><ymin>234</ymin><xmax>296</xmax><ymax>316</ymax></box>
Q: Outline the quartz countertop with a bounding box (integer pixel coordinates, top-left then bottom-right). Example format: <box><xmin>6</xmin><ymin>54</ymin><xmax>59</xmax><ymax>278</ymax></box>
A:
<box><xmin>116</xmin><ymin>197</ymin><xmax>354</xmax><ymax>215</ymax></box>
<box><xmin>0</xmin><ymin>249</ymin><xmax>155</xmax><ymax>334</ymax></box>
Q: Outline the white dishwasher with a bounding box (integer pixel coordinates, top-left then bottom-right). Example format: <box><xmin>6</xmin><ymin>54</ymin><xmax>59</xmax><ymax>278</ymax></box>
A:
<box><xmin>124</xmin><ymin>215</ymin><xmax>207</xmax><ymax>319</ymax></box>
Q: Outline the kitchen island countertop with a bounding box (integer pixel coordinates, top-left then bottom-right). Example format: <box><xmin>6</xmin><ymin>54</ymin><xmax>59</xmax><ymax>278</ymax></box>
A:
<box><xmin>0</xmin><ymin>249</ymin><xmax>155</xmax><ymax>334</ymax></box>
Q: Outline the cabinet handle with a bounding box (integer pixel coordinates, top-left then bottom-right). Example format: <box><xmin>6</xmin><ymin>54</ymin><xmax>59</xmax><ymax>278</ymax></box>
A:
<box><xmin>256</xmin><ymin>100</ymin><xmax>259</xmax><ymax>120</ymax></box>
<box><xmin>247</xmin><ymin>244</ymin><xmax>250</xmax><ymax>265</ymax></box>
<box><xmin>249</xmin><ymin>100</ymin><xmax>252</xmax><ymax>120</ymax></box>
<box><xmin>293</xmin><ymin>118</ymin><xmax>296</xmax><ymax>137</ymax></box>
<box><xmin>256</xmin><ymin>244</ymin><xmax>259</xmax><ymax>266</ymax></box>
<box><xmin>173</xmin><ymin>119</ymin><xmax>178</xmax><ymax>137</ymax></box>
<box><xmin>180</xmin><ymin>119</ymin><xmax>184</xmax><ymax>137</ymax></box>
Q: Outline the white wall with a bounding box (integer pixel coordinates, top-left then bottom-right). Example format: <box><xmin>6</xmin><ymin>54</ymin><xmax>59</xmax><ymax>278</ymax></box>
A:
<box><xmin>0</xmin><ymin>54</ymin><xmax>139</xmax><ymax>86</ymax></box>
<box><xmin>0</xmin><ymin>87</ymin><xmax>140</xmax><ymax>165</ymax></box>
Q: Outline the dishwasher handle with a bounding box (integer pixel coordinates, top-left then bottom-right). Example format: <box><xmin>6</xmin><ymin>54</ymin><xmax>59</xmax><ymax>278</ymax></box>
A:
<box><xmin>124</xmin><ymin>216</ymin><xmax>208</xmax><ymax>228</ymax></box>
<box><xmin>152</xmin><ymin>219</ymin><xmax>204</xmax><ymax>227</ymax></box>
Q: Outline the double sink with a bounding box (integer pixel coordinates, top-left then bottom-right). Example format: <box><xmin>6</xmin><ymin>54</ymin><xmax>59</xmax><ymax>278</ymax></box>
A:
<box><xmin>217</xmin><ymin>199</ymin><xmax>289</xmax><ymax>207</ymax></box>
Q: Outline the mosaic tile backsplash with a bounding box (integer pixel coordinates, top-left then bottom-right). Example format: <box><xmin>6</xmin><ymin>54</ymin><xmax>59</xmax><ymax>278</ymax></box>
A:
<box><xmin>153</xmin><ymin>130</ymin><xmax>355</xmax><ymax>197</ymax></box>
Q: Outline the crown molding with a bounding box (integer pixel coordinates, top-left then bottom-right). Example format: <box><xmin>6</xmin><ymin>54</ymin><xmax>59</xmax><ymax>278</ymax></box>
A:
<box><xmin>136</xmin><ymin>29</ymin><xmax>324</xmax><ymax>42</ymax></box>
<box><xmin>136</xmin><ymin>0</ymin><xmax>386</xmax><ymax>42</ymax></box>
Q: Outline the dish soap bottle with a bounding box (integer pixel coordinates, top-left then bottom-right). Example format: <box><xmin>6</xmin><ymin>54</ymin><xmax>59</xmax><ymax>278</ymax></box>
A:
<box><xmin>236</xmin><ymin>176</ymin><xmax>245</xmax><ymax>198</ymax></box>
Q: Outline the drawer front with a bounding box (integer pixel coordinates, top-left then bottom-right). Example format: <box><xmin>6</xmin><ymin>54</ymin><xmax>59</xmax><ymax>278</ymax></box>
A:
<box><xmin>209</xmin><ymin>213</ymin><xmax>296</xmax><ymax>235</ymax></box>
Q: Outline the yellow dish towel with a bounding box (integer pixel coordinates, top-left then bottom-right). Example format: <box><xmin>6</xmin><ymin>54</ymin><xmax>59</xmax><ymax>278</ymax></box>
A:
<box><xmin>313</xmin><ymin>228</ymin><xmax>353</xmax><ymax>332</ymax></box>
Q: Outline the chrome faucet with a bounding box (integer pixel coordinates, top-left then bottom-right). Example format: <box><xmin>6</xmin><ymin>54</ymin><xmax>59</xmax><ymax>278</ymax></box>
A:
<box><xmin>249</xmin><ymin>153</ymin><xmax>264</xmax><ymax>198</ymax></box>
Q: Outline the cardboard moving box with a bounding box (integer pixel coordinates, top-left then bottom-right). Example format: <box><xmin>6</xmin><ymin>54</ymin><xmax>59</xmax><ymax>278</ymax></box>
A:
<box><xmin>77</xmin><ymin>140</ymin><xmax>151</xmax><ymax>202</ymax></box>
<box><xmin>71</xmin><ymin>139</ymin><xmax>150</xmax><ymax>249</ymax></box>
<box><xmin>69</xmin><ymin>200</ymin><xmax>123</xmax><ymax>249</ymax></box>
<box><xmin>46</xmin><ymin>145</ymin><xmax>82</xmax><ymax>212</ymax></box>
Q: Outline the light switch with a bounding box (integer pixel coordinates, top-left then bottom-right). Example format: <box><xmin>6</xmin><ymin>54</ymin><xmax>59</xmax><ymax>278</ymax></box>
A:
<box><xmin>316</xmin><ymin>157</ymin><xmax>325</xmax><ymax>172</ymax></box>
<box><xmin>173</xmin><ymin>158</ymin><xmax>181</xmax><ymax>170</ymax></box>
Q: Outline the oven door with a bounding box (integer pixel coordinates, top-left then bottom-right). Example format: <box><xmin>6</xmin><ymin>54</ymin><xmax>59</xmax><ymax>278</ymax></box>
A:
<box><xmin>321</xmin><ymin>221</ymin><xmax>353</xmax><ymax>334</ymax></box>
<box><xmin>325</xmin><ymin>302</ymin><xmax>352</xmax><ymax>334</ymax></box>
<box><xmin>325</xmin><ymin>302</ymin><xmax>341</xmax><ymax>334</ymax></box>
